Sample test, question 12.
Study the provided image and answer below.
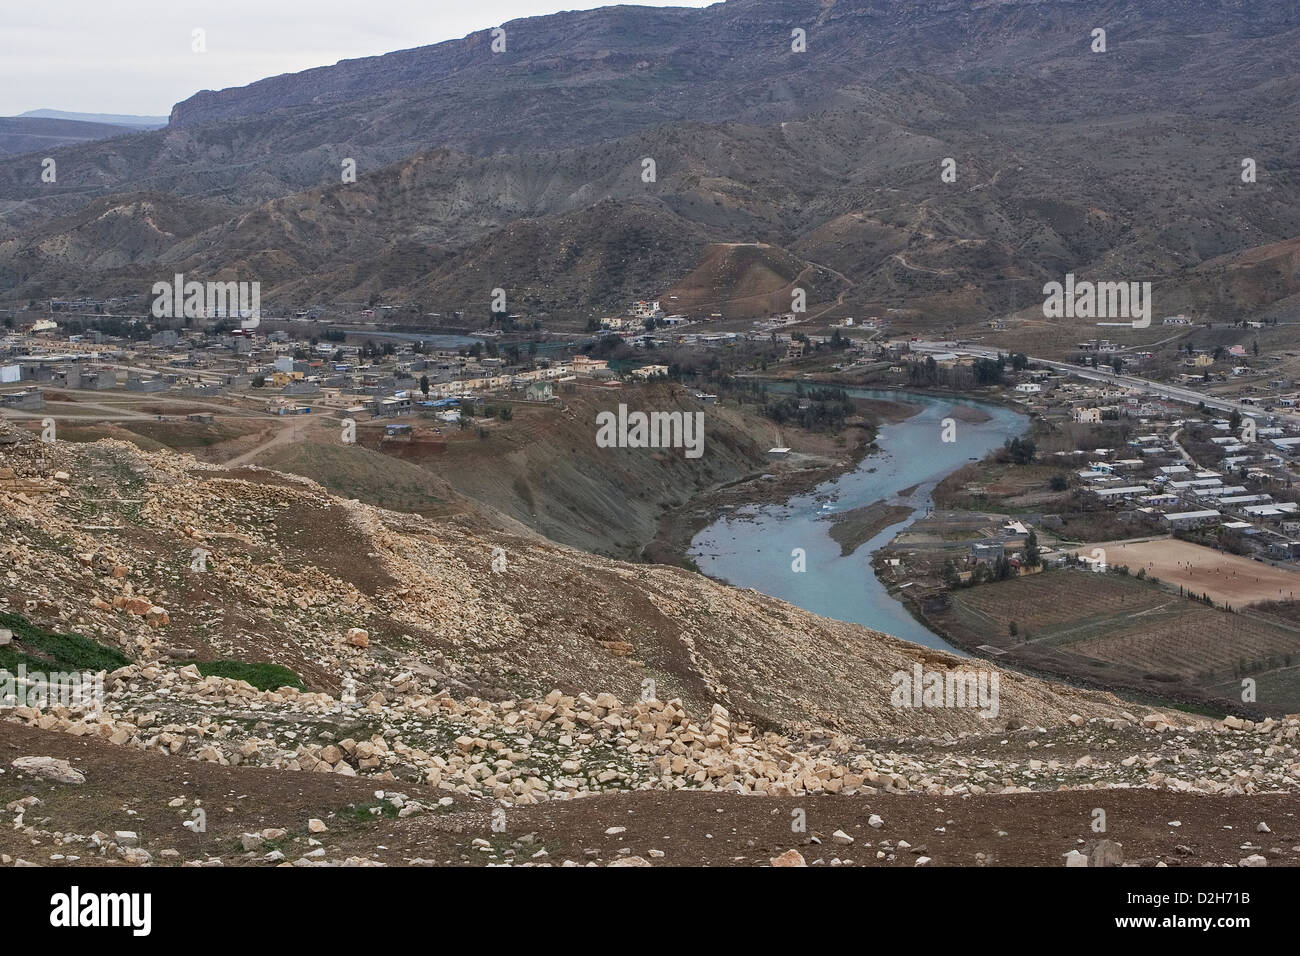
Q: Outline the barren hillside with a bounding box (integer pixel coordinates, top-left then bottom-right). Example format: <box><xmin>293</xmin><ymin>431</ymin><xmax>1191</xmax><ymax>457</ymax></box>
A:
<box><xmin>4</xmin><ymin>421</ymin><xmax>1300</xmax><ymax>869</ymax></box>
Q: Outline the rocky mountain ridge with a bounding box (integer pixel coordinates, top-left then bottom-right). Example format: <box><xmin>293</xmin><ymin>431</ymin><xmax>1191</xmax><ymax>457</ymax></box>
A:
<box><xmin>3</xmin><ymin>0</ymin><xmax>1299</xmax><ymax>322</ymax></box>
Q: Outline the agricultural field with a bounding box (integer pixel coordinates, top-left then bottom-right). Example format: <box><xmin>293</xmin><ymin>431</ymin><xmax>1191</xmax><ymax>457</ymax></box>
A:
<box><xmin>1073</xmin><ymin>606</ymin><xmax>1300</xmax><ymax>687</ymax></box>
<box><xmin>949</xmin><ymin>569</ymin><xmax>1173</xmax><ymax>643</ymax></box>
<box><xmin>1206</xmin><ymin>666</ymin><xmax>1300</xmax><ymax>712</ymax></box>
<box><xmin>939</xmin><ymin>569</ymin><xmax>1300</xmax><ymax>714</ymax></box>
<box><xmin>1071</xmin><ymin>538</ymin><xmax>1300</xmax><ymax>606</ymax></box>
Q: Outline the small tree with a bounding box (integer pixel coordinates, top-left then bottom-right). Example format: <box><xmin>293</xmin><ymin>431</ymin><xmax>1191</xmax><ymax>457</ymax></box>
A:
<box><xmin>940</xmin><ymin>558</ymin><xmax>960</xmax><ymax>588</ymax></box>
<box><xmin>1004</xmin><ymin>436</ymin><xmax>1036</xmax><ymax>465</ymax></box>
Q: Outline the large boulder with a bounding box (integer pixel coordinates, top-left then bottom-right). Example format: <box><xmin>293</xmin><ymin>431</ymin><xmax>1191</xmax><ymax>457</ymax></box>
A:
<box><xmin>770</xmin><ymin>849</ymin><xmax>808</xmax><ymax>867</ymax></box>
<box><xmin>11</xmin><ymin>756</ymin><xmax>85</xmax><ymax>784</ymax></box>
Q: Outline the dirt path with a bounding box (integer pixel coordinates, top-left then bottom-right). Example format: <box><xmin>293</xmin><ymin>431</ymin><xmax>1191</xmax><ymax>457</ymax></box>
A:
<box><xmin>888</xmin><ymin>252</ymin><xmax>956</xmax><ymax>276</ymax></box>
<box><xmin>223</xmin><ymin>418</ymin><xmax>311</xmax><ymax>468</ymax></box>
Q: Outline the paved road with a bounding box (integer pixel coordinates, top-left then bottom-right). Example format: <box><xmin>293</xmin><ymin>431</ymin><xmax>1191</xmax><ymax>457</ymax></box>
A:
<box><xmin>911</xmin><ymin>342</ymin><xmax>1300</xmax><ymax>428</ymax></box>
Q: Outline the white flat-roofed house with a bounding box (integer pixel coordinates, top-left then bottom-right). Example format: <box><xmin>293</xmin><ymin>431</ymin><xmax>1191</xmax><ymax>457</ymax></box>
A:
<box><xmin>1219</xmin><ymin>494</ymin><xmax>1273</xmax><ymax>506</ymax></box>
<box><xmin>628</xmin><ymin>364</ymin><xmax>669</xmax><ymax>380</ymax></box>
<box><xmin>1092</xmin><ymin>485</ymin><xmax>1151</xmax><ymax>499</ymax></box>
<box><xmin>1139</xmin><ymin>493</ymin><xmax>1180</xmax><ymax>506</ymax></box>
<box><xmin>1197</xmin><ymin>485</ymin><xmax>1248</xmax><ymax>498</ymax></box>
<box><xmin>1162</xmin><ymin>509</ymin><xmax>1221</xmax><ymax>529</ymax></box>
<box><xmin>1244</xmin><ymin>502</ymin><xmax>1300</xmax><ymax>517</ymax></box>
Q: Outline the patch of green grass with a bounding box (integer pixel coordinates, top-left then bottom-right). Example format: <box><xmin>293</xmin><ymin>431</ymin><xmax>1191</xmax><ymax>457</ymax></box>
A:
<box><xmin>196</xmin><ymin>660</ymin><xmax>304</xmax><ymax>691</ymax></box>
<box><xmin>335</xmin><ymin>801</ymin><xmax>401</xmax><ymax>824</ymax></box>
<box><xmin>0</xmin><ymin>611</ymin><xmax>130</xmax><ymax>673</ymax></box>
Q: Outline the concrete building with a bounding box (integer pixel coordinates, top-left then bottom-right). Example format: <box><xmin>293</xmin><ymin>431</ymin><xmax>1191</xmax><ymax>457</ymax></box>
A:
<box><xmin>970</xmin><ymin>541</ymin><xmax>1006</xmax><ymax>564</ymax></box>
<box><xmin>373</xmin><ymin>395</ymin><xmax>413</xmax><ymax>417</ymax></box>
<box><xmin>0</xmin><ymin>389</ymin><xmax>43</xmax><ymax>410</ymax></box>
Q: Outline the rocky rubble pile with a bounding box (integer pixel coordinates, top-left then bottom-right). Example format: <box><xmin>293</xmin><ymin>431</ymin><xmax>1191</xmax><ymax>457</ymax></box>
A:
<box><xmin>7</xmin><ymin>662</ymin><xmax>1300</xmax><ymax>802</ymax></box>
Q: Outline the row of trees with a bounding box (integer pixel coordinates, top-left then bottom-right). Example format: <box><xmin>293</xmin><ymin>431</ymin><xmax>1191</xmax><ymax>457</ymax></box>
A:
<box><xmin>762</xmin><ymin>386</ymin><xmax>855</xmax><ymax>432</ymax></box>
<box><xmin>763</xmin><ymin>395</ymin><xmax>855</xmax><ymax>431</ymax></box>
<box><xmin>905</xmin><ymin>352</ymin><xmax>1028</xmax><ymax>389</ymax></box>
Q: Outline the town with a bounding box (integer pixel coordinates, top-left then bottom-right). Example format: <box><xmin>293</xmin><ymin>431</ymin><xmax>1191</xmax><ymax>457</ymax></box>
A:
<box><xmin>5</xmin><ymin>299</ymin><xmax>1297</xmax><ymax>564</ymax></box>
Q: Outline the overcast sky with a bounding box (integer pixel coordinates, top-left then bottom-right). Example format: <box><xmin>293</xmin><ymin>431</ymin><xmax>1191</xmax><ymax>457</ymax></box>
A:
<box><xmin>1</xmin><ymin>1</ymin><xmax>718</xmax><ymax>118</ymax></box>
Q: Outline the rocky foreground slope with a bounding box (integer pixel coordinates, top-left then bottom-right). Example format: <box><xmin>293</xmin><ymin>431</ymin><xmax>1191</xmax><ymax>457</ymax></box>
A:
<box><xmin>2</xmin><ymin>421</ymin><xmax>1300</xmax><ymax>865</ymax></box>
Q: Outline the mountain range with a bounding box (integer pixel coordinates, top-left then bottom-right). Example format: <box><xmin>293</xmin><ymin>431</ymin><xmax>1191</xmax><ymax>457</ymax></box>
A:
<box><xmin>1</xmin><ymin>0</ymin><xmax>1298</xmax><ymax>325</ymax></box>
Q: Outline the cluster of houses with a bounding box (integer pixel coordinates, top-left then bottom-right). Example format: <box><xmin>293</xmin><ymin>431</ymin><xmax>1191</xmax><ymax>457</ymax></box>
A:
<box><xmin>1067</xmin><ymin>418</ymin><xmax>1300</xmax><ymax>560</ymax></box>
<box><xmin>1</xmin><ymin>314</ymin><xmax>679</xmax><ymax>427</ymax></box>
<box><xmin>599</xmin><ymin>300</ymin><xmax>694</xmax><ymax>334</ymax></box>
